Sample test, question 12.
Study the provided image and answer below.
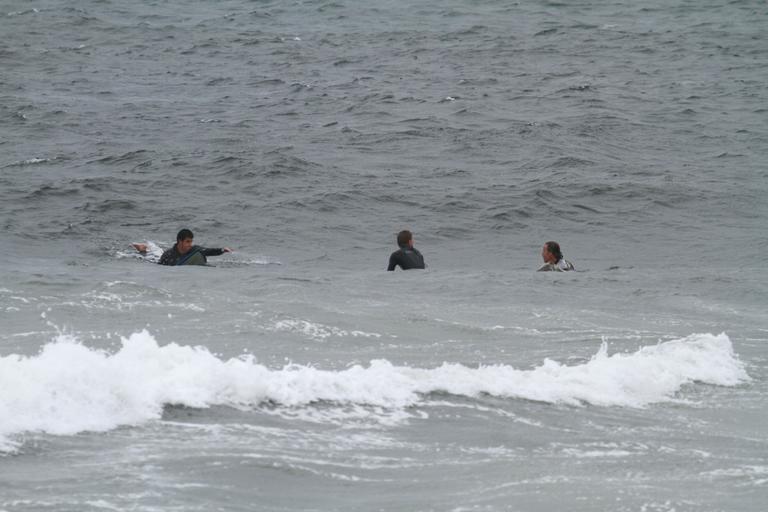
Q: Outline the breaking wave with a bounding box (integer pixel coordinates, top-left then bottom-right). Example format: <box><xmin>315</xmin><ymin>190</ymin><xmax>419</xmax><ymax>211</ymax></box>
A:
<box><xmin>0</xmin><ymin>331</ymin><xmax>747</xmax><ymax>452</ymax></box>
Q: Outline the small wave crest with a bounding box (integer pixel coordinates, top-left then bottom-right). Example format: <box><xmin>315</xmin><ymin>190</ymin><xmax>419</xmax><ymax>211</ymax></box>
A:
<box><xmin>4</xmin><ymin>157</ymin><xmax>51</xmax><ymax>168</ymax></box>
<box><xmin>0</xmin><ymin>331</ymin><xmax>747</xmax><ymax>452</ymax></box>
<box><xmin>6</xmin><ymin>8</ymin><xmax>40</xmax><ymax>17</ymax></box>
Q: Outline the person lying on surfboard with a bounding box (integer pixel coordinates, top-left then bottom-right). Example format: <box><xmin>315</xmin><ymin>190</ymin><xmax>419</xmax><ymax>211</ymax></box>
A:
<box><xmin>132</xmin><ymin>228</ymin><xmax>232</xmax><ymax>266</ymax></box>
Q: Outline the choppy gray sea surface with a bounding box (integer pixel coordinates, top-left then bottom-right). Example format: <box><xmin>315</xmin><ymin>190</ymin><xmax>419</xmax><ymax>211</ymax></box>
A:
<box><xmin>1</xmin><ymin>0</ymin><xmax>767</xmax><ymax>511</ymax></box>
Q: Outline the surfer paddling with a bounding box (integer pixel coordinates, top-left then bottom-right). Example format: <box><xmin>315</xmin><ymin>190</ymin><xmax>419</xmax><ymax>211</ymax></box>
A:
<box><xmin>132</xmin><ymin>228</ymin><xmax>232</xmax><ymax>266</ymax></box>
<box><xmin>537</xmin><ymin>241</ymin><xmax>574</xmax><ymax>272</ymax></box>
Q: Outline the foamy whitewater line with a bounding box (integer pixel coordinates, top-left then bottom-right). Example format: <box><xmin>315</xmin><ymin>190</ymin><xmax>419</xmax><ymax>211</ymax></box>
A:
<box><xmin>271</xmin><ymin>318</ymin><xmax>383</xmax><ymax>340</ymax></box>
<box><xmin>0</xmin><ymin>331</ymin><xmax>748</xmax><ymax>451</ymax></box>
<box><xmin>4</xmin><ymin>157</ymin><xmax>51</xmax><ymax>167</ymax></box>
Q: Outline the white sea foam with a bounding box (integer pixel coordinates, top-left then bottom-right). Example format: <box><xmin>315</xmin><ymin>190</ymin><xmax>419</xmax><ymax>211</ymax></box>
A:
<box><xmin>5</xmin><ymin>157</ymin><xmax>50</xmax><ymax>167</ymax></box>
<box><xmin>0</xmin><ymin>331</ymin><xmax>747</xmax><ymax>452</ymax></box>
<box><xmin>6</xmin><ymin>8</ymin><xmax>40</xmax><ymax>17</ymax></box>
<box><xmin>270</xmin><ymin>318</ymin><xmax>383</xmax><ymax>340</ymax></box>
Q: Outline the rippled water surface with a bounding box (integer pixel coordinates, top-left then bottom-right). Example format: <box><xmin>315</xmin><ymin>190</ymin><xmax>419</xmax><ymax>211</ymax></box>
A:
<box><xmin>1</xmin><ymin>1</ymin><xmax>767</xmax><ymax>511</ymax></box>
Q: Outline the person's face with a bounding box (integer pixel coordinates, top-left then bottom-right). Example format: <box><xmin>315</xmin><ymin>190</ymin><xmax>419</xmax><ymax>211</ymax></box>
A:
<box><xmin>177</xmin><ymin>238</ymin><xmax>194</xmax><ymax>255</ymax></box>
<box><xmin>542</xmin><ymin>245</ymin><xmax>556</xmax><ymax>263</ymax></box>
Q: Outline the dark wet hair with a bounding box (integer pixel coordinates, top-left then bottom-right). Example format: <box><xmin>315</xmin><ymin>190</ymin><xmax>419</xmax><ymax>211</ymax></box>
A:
<box><xmin>177</xmin><ymin>228</ymin><xmax>194</xmax><ymax>241</ymax></box>
<box><xmin>545</xmin><ymin>241</ymin><xmax>563</xmax><ymax>261</ymax></box>
<box><xmin>397</xmin><ymin>230</ymin><xmax>412</xmax><ymax>247</ymax></box>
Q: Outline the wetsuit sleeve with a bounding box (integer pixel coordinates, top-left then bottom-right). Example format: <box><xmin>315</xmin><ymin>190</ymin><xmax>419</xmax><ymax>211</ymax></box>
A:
<box><xmin>200</xmin><ymin>248</ymin><xmax>225</xmax><ymax>257</ymax></box>
<box><xmin>387</xmin><ymin>252</ymin><xmax>398</xmax><ymax>271</ymax></box>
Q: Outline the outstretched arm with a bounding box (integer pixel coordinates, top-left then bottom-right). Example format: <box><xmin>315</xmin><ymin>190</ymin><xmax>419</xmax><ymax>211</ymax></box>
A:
<box><xmin>201</xmin><ymin>247</ymin><xmax>233</xmax><ymax>257</ymax></box>
<box><xmin>131</xmin><ymin>243</ymin><xmax>148</xmax><ymax>255</ymax></box>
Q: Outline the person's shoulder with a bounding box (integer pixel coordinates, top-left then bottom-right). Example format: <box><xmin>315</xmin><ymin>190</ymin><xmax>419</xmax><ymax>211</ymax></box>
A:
<box><xmin>538</xmin><ymin>260</ymin><xmax>574</xmax><ymax>272</ymax></box>
<box><xmin>160</xmin><ymin>246</ymin><xmax>176</xmax><ymax>258</ymax></box>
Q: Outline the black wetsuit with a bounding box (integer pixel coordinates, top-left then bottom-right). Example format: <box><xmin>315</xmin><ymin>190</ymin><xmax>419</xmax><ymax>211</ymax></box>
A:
<box><xmin>158</xmin><ymin>245</ymin><xmax>225</xmax><ymax>266</ymax></box>
<box><xmin>387</xmin><ymin>246</ymin><xmax>426</xmax><ymax>271</ymax></box>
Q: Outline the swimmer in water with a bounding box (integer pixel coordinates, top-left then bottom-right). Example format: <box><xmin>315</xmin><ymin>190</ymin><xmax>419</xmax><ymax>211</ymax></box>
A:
<box><xmin>132</xmin><ymin>228</ymin><xmax>232</xmax><ymax>266</ymax></box>
<box><xmin>387</xmin><ymin>230</ymin><xmax>426</xmax><ymax>271</ymax></box>
<box><xmin>538</xmin><ymin>241</ymin><xmax>574</xmax><ymax>272</ymax></box>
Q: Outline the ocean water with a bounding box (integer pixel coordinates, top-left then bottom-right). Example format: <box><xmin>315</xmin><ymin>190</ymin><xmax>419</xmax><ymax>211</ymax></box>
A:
<box><xmin>1</xmin><ymin>0</ymin><xmax>767</xmax><ymax>510</ymax></box>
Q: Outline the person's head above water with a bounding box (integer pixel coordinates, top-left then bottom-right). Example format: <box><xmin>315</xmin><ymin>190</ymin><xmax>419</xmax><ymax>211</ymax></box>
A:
<box><xmin>542</xmin><ymin>241</ymin><xmax>563</xmax><ymax>264</ymax></box>
<box><xmin>176</xmin><ymin>228</ymin><xmax>194</xmax><ymax>255</ymax></box>
<box><xmin>177</xmin><ymin>228</ymin><xmax>194</xmax><ymax>242</ymax></box>
<box><xmin>397</xmin><ymin>230</ymin><xmax>414</xmax><ymax>248</ymax></box>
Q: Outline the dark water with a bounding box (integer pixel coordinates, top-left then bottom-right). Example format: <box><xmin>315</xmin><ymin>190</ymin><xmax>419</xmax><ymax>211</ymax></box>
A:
<box><xmin>1</xmin><ymin>1</ymin><xmax>767</xmax><ymax>511</ymax></box>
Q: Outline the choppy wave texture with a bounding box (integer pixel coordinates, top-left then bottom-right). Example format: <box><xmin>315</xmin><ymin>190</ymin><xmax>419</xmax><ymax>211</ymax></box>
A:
<box><xmin>0</xmin><ymin>331</ymin><xmax>747</xmax><ymax>452</ymax></box>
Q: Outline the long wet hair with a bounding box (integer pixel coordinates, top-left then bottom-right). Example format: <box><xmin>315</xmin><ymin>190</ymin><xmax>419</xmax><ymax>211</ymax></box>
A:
<box><xmin>545</xmin><ymin>241</ymin><xmax>563</xmax><ymax>261</ymax></box>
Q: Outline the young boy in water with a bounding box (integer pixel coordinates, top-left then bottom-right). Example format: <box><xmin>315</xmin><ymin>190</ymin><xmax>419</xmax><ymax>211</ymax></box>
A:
<box><xmin>132</xmin><ymin>228</ymin><xmax>232</xmax><ymax>266</ymax></box>
<box><xmin>387</xmin><ymin>230</ymin><xmax>426</xmax><ymax>271</ymax></box>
